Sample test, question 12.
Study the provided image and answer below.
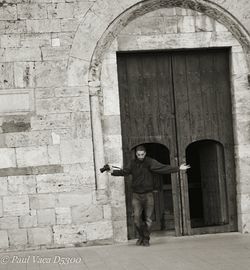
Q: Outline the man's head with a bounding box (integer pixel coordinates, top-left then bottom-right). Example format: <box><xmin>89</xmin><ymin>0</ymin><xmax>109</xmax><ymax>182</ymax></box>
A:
<box><xmin>135</xmin><ymin>145</ymin><xmax>146</xmax><ymax>161</ymax></box>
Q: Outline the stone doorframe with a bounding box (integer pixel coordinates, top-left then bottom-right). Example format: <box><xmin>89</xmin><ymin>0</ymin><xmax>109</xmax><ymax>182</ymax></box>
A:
<box><xmin>69</xmin><ymin>0</ymin><xmax>250</xmax><ymax>233</ymax></box>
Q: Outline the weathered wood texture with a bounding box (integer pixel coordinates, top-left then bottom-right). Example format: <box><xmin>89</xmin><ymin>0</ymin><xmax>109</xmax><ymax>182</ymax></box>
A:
<box><xmin>117</xmin><ymin>48</ymin><xmax>237</xmax><ymax>238</ymax></box>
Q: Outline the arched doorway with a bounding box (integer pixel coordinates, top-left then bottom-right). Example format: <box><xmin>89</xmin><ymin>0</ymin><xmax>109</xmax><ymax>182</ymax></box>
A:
<box><xmin>125</xmin><ymin>143</ymin><xmax>175</xmax><ymax>238</ymax></box>
<box><xmin>186</xmin><ymin>140</ymin><xmax>228</xmax><ymax>229</ymax></box>
<box><xmin>117</xmin><ymin>48</ymin><xmax>237</xmax><ymax>238</ymax></box>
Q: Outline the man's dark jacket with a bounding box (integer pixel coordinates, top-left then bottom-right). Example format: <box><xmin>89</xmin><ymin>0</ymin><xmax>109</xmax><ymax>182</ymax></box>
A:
<box><xmin>111</xmin><ymin>156</ymin><xmax>179</xmax><ymax>193</ymax></box>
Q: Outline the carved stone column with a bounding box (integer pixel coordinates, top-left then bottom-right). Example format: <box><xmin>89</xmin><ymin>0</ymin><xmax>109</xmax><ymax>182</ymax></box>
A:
<box><xmin>89</xmin><ymin>81</ymin><xmax>108</xmax><ymax>191</ymax></box>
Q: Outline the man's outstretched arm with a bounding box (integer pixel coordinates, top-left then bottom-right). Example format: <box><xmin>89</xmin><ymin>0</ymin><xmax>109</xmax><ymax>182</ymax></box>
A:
<box><xmin>149</xmin><ymin>158</ymin><xmax>190</xmax><ymax>174</ymax></box>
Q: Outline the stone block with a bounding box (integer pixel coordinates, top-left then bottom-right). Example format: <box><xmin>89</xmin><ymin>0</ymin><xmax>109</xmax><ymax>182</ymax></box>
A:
<box><xmin>0</xmin><ymin>177</ymin><xmax>8</xmax><ymax>196</ymax></box>
<box><xmin>235</xmin><ymin>144</ymin><xmax>250</xmax><ymax>160</ymax></box>
<box><xmin>178</xmin><ymin>16</ymin><xmax>195</xmax><ymax>33</ymax></box>
<box><xmin>20</xmin><ymin>33</ymin><xmax>51</xmax><ymax>47</ymax></box>
<box><xmin>41</xmin><ymin>46</ymin><xmax>70</xmax><ymax>61</ymax></box>
<box><xmin>3</xmin><ymin>195</ymin><xmax>29</xmax><ymax>216</ymax></box>
<box><xmin>60</xmin><ymin>139</ymin><xmax>93</xmax><ymax>164</ymax></box>
<box><xmin>0</xmin><ymin>48</ymin><xmax>5</xmax><ymax>62</ymax></box>
<box><xmin>214</xmin><ymin>21</ymin><xmax>228</xmax><ymax>32</ymax></box>
<box><xmin>0</xmin><ymin>148</ymin><xmax>16</xmax><ymax>169</ymax></box>
<box><xmin>54</xmin><ymin>86</ymin><xmax>87</xmax><ymax>97</ymax></box>
<box><xmin>71</xmin><ymin>205</ymin><xmax>103</xmax><ymax>224</ymax></box>
<box><xmin>103</xmin><ymin>205</ymin><xmax>112</xmax><ymax>220</ymax></box>
<box><xmin>67</xmin><ymin>57</ymin><xmax>89</xmax><ymax>86</ymax></box>
<box><xmin>102</xmin><ymin>116</ymin><xmax>121</xmax><ymax>135</ymax></box>
<box><xmin>232</xmin><ymin>52</ymin><xmax>249</xmax><ymax>75</ymax></box>
<box><xmin>17</xmin><ymin>3</ymin><xmax>47</xmax><ymax>19</ymax></box>
<box><xmin>0</xmin><ymin>199</ymin><xmax>2</xmax><ymax>217</ymax></box>
<box><xmin>5</xmin><ymin>130</ymin><xmax>52</xmax><ymax>148</ymax></box>
<box><xmin>52</xmin><ymin>37</ymin><xmax>60</xmax><ymax>46</ymax></box>
<box><xmin>144</xmin><ymin>16</ymin><xmax>177</xmax><ymax>35</ymax></box>
<box><xmin>0</xmin><ymin>216</ymin><xmax>19</xmax><ymax>229</ymax></box>
<box><xmin>104</xmin><ymin>134</ymin><xmax>123</xmax><ymax>164</ymax></box>
<box><xmin>70</xmin><ymin>11</ymin><xmax>105</xmax><ymax>61</ymax></box>
<box><xmin>0</xmin><ymin>21</ymin><xmax>4</xmax><ymax>34</ymax></box>
<box><xmin>238</xmin><ymin>193</ymin><xmax>250</xmax><ymax>214</ymax></box>
<box><xmin>8</xmin><ymin>175</ymin><xmax>36</xmax><ymax>195</ymax></box>
<box><xmin>52</xmin><ymin>32</ymin><xmax>74</xmax><ymax>46</ymax></box>
<box><xmin>239</xmin><ymin>213</ymin><xmax>250</xmax><ymax>233</ymax></box>
<box><xmin>113</xmin><ymin>220</ymin><xmax>127</xmax><ymax>242</ymax></box>
<box><xmin>53</xmin><ymin>225</ymin><xmax>87</xmax><ymax>245</ymax></box>
<box><xmin>0</xmin><ymin>62</ymin><xmax>14</xmax><ymax>89</ymax></box>
<box><xmin>110</xmin><ymin>189</ymin><xmax>126</xmax><ymax>207</ymax></box>
<box><xmin>5</xmin><ymin>20</ymin><xmax>27</xmax><ymax>34</ymax></box>
<box><xmin>90</xmin><ymin>0</ymin><xmax>123</xmax><ymax>24</ymax></box>
<box><xmin>37</xmin><ymin>208</ymin><xmax>55</xmax><ymax>226</ymax></box>
<box><xmin>83</xmin><ymin>220</ymin><xmax>113</xmax><ymax>241</ymax></box>
<box><xmin>28</xmin><ymin>227</ymin><xmax>52</xmax><ymax>245</ymax></box>
<box><xmin>0</xmin><ymin>165</ymin><xmax>63</xmax><ymax>178</ymax></box>
<box><xmin>5</xmin><ymin>47</ymin><xmax>41</xmax><ymax>61</ymax></box>
<box><xmin>0</xmin><ymin>5</ymin><xmax>17</xmax><ymax>20</ymax></box>
<box><xmin>235</xmin><ymin>156</ymin><xmax>250</xmax><ymax>185</ymax></box>
<box><xmin>26</xmin><ymin>19</ymin><xmax>61</xmax><ymax>33</ymax></box>
<box><xmin>63</xmin><ymin>163</ymin><xmax>96</xmax><ymax>186</ymax></box>
<box><xmin>210</xmin><ymin>31</ymin><xmax>240</xmax><ymax>47</ymax></box>
<box><xmin>60</xmin><ymin>19</ymin><xmax>80</xmax><ymax>32</ymax></box>
<box><xmin>14</xmin><ymin>62</ymin><xmax>36</xmax><ymax>88</ymax></box>
<box><xmin>9</xmin><ymin>229</ymin><xmax>28</xmax><ymax>247</ymax></box>
<box><xmin>73</xmin><ymin>2</ymin><xmax>93</xmax><ymax>19</ymax></box>
<box><xmin>1</xmin><ymin>34</ymin><xmax>20</xmax><ymax>48</ymax></box>
<box><xmin>176</xmin><ymin>7</ymin><xmax>195</xmax><ymax>16</ymax></box>
<box><xmin>29</xmin><ymin>194</ymin><xmax>56</xmax><ymax>210</ymax></box>
<box><xmin>1</xmin><ymin>116</ymin><xmax>31</xmax><ymax>133</ymax></box>
<box><xmin>233</xmin><ymin>90</ymin><xmax>250</xmax><ymax>115</ymax></box>
<box><xmin>48</xmin><ymin>145</ymin><xmax>61</xmax><ymax>164</ymax></box>
<box><xmin>51</xmin><ymin>132</ymin><xmax>60</xmax><ymax>145</ymax></box>
<box><xmin>47</xmin><ymin>3</ymin><xmax>75</xmax><ymax>19</ymax></box>
<box><xmin>111</xmin><ymin>206</ymin><xmax>127</xmax><ymax>221</ymax></box>
<box><xmin>55</xmin><ymin>207</ymin><xmax>71</xmax><ymax>225</ymax></box>
<box><xmin>0</xmin><ymin>231</ymin><xmax>9</xmax><ymax>249</ymax></box>
<box><xmin>36</xmin><ymin>88</ymin><xmax>55</xmax><ymax>99</ymax></box>
<box><xmin>195</xmin><ymin>15</ymin><xmax>214</xmax><ymax>32</ymax></box>
<box><xmin>31</xmin><ymin>113</ymin><xmax>71</xmax><ymax>130</ymax></box>
<box><xmin>0</xmin><ymin>89</ymin><xmax>35</xmax><ymax>114</ymax></box>
<box><xmin>34</xmin><ymin>61</ymin><xmax>68</xmax><ymax>88</ymax></box>
<box><xmin>19</xmin><ymin>211</ymin><xmax>38</xmax><ymax>228</ymax></box>
<box><xmin>16</xmin><ymin>145</ymin><xmax>49</xmax><ymax>167</ymax></box>
<box><xmin>37</xmin><ymin>173</ymin><xmax>94</xmax><ymax>193</ymax></box>
<box><xmin>234</xmin><ymin>118</ymin><xmax>250</xmax><ymax>145</ymax></box>
<box><xmin>56</xmin><ymin>192</ymin><xmax>93</xmax><ymax>207</ymax></box>
<box><xmin>71</xmin><ymin>112</ymin><xmax>92</xmax><ymax>139</ymax></box>
<box><xmin>119</xmin><ymin>32</ymin><xmax>213</xmax><ymax>51</ymax></box>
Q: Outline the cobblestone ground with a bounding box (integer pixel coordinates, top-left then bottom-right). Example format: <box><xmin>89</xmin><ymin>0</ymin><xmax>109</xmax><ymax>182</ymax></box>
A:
<box><xmin>0</xmin><ymin>233</ymin><xmax>250</xmax><ymax>270</ymax></box>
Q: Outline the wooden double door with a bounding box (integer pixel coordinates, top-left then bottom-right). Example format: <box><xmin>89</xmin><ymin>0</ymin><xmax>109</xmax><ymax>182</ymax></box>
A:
<box><xmin>116</xmin><ymin>48</ymin><xmax>237</xmax><ymax>238</ymax></box>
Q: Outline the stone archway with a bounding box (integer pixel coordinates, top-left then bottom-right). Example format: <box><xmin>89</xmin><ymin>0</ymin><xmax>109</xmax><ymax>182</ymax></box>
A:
<box><xmin>69</xmin><ymin>0</ymin><xmax>250</xmax><ymax>238</ymax></box>
<box><xmin>89</xmin><ymin>0</ymin><xmax>250</xmax><ymax>81</ymax></box>
<box><xmin>75</xmin><ymin>0</ymin><xmax>250</xmax><ymax>189</ymax></box>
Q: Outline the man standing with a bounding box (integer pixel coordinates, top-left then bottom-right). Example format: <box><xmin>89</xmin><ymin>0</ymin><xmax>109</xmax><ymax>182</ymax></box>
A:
<box><xmin>109</xmin><ymin>145</ymin><xmax>190</xmax><ymax>247</ymax></box>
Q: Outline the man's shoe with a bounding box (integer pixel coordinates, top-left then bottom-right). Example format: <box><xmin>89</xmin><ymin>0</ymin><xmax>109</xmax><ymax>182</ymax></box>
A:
<box><xmin>143</xmin><ymin>239</ymin><xmax>150</xmax><ymax>247</ymax></box>
<box><xmin>136</xmin><ymin>238</ymin><xmax>143</xmax><ymax>246</ymax></box>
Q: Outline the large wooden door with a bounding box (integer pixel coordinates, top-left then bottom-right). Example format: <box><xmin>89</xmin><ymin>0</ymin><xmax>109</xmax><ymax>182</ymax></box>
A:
<box><xmin>172</xmin><ymin>49</ymin><xmax>237</xmax><ymax>234</ymax></box>
<box><xmin>116</xmin><ymin>48</ymin><xmax>237</xmax><ymax>239</ymax></box>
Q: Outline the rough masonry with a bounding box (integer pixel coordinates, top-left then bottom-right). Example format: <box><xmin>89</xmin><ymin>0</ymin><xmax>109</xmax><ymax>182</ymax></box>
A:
<box><xmin>0</xmin><ymin>0</ymin><xmax>250</xmax><ymax>251</ymax></box>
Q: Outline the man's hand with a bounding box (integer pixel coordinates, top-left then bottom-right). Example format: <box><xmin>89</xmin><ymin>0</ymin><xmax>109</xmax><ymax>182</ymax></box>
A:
<box><xmin>179</xmin><ymin>163</ymin><xmax>191</xmax><ymax>171</ymax></box>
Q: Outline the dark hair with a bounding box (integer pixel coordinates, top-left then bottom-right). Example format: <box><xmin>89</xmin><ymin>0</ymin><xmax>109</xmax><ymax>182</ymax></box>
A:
<box><xmin>135</xmin><ymin>145</ymin><xmax>146</xmax><ymax>152</ymax></box>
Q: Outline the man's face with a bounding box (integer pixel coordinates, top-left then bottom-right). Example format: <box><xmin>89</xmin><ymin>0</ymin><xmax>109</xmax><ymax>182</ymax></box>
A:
<box><xmin>136</xmin><ymin>150</ymin><xmax>146</xmax><ymax>161</ymax></box>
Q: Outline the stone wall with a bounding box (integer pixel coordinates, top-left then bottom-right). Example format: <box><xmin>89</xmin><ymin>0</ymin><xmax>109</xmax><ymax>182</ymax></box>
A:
<box><xmin>0</xmin><ymin>0</ymin><xmax>250</xmax><ymax>251</ymax></box>
<box><xmin>101</xmin><ymin>5</ymin><xmax>250</xmax><ymax>235</ymax></box>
